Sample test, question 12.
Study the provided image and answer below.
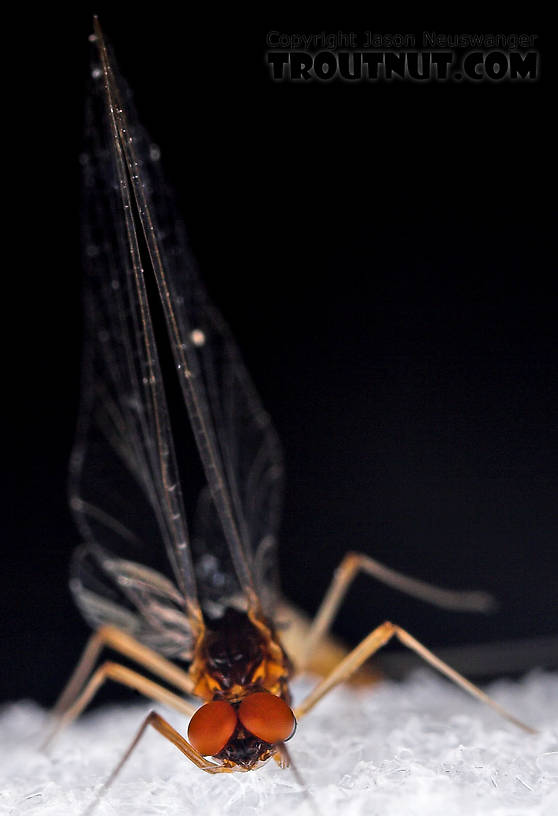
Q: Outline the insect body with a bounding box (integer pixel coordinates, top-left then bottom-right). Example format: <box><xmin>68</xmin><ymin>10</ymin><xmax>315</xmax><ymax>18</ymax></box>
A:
<box><xmin>188</xmin><ymin>608</ymin><xmax>295</xmax><ymax>768</ymax></box>
<box><xmin>45</xmin><ymin>17</ymin><xmax>535</xmax><ymax>813</ymax></box>
<box><xmin>188</xmin><ymin>609</ymin><xmax>296</xmax><ymax>770</ymax></box>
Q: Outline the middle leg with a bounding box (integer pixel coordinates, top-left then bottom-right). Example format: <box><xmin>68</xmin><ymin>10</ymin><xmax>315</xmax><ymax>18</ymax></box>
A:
<box><xmin>295</xmin><ymin>620</ymin><xmax>536</xmax><ymax>733</ymax></box>
<box><xmin>49</xmin><ymin>624</ymin><xmax>194</xmax><ymax>724</ymax></box>
<box><xmin>44</xmin><ymin>661</ymin><xmax>196</xmax><ymax>748</ymax></box>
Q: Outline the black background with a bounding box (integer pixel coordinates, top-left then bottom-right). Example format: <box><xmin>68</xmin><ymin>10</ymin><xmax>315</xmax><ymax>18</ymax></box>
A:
<box><xmin>2</xmin><ymin>11</ymin><xmax>555</xmax><ymax>706</ymax></box>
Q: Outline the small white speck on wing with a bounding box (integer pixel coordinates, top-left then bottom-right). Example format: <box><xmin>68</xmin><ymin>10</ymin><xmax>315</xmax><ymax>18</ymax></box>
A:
<box><xmin>149</xmin><ymin>144</ymin><xmax>162</xmax><ymax>161</ymax></box>
<box><xmin>190</xmin><ymin>329</ymin><xmax>206</xmax><ymax>347</ymax></box>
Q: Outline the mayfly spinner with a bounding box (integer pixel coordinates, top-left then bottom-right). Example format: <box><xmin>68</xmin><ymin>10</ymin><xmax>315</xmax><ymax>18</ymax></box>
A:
<box><xmin>45</xmin><ymin>18</ymin><xmax>535</xmax><ymax>813</ymax></box>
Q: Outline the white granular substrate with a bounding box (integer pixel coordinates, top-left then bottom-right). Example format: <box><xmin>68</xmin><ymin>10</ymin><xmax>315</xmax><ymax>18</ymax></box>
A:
<box><xmin>1</xmin><ymin>670</ymin><xmax>557</xmax><ymax>816</ymax></box>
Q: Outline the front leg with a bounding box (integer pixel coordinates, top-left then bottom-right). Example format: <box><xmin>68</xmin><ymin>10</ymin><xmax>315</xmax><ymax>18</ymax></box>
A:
<box><xmin>82</xmin><ymin>710</ymin><xmax>231</xmax><ymax>816</ymax></box>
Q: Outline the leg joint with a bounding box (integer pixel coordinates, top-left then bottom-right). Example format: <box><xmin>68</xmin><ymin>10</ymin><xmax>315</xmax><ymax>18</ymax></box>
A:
<box><xmin>341</xmin><ymin>551</ymin><xmax>360</xmax><ymax>569</ymax></box>
<box><xmin>335</xmin><ymin>551</ymin><xmax>362</xmax><ymax>580</ymax></box>
<box><xmin>95</xmin><ymin>660</ymin><xmax>119</xmax><ymax>676</ymax></box>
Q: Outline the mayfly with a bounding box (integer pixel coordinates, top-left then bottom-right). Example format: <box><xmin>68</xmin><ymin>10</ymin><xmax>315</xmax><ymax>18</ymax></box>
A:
<box><xmin>45</xmin><ymin>18</ymin><xmax>535</xmax><ymax>813</ymax></box>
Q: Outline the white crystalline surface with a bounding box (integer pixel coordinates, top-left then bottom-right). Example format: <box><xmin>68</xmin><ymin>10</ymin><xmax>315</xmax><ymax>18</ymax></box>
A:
<box><xmin>1</xmin><ymin>671</ymin><xmax>557</xmax><ymax>816</ymax></box>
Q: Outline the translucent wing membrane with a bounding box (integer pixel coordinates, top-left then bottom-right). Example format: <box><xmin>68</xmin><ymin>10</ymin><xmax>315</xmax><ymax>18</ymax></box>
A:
<box><xmin>71</xmin><ymin>547</ymin><xmax>194</xmax><ymax>660</ymax></box>
<box><xmin>71</xmin><ymin>41</ymin><xmax>203</xmax><ymax>653</ymax></box>
<box><xmin>71</xmin><ymin>22</ymin><xmax>284</xmax><ymax>648</ymax></box>
<box><xmin>91</xmin><ymin>20</ymin><xmax>283</xmax><ymax>614</ymax></box>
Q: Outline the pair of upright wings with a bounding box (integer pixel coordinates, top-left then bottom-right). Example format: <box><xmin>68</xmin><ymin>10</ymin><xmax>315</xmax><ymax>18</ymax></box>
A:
<box><xmin>70</xmin><ymin>20</ymin><xmax>283</xmax><ymax>660</ymax></box>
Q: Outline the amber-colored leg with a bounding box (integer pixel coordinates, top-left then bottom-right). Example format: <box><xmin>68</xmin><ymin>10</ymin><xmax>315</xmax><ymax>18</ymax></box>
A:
<box><xmin>300</xmin><ymin>551</ymin><xmax>496</xmax><ymax>668</ymax></box>
<box><xmin>43</xmin><ymin>661</ymin><xmax>196</xmax><ymax>748</ymax></box>
<box><xmin>49</xmin><ymin>624</ymin><xmax>194</xmax><ymax>725</ymax></box>
<box><xmin>295</xmin><ymin>620</ymin><xmax>536</xmax><ymax>734</ymax></box>
<box><xmin>82</xmin><ymin>710</ymin><xmax>232</xmax><ymax>816</ymax></box>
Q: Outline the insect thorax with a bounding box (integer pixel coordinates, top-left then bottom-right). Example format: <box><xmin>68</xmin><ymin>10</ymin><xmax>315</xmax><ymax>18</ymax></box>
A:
<box><xmin>190</xmin><ymin>607</ymin><xmax>292</xmax><ymax>704</ymax></box>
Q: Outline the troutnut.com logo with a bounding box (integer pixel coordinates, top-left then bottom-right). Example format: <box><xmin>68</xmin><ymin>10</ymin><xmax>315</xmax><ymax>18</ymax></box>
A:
<box><xmin>265</xmin><ymin>31</ymin><xmax>540</xmax><ymax>82</ymax></box>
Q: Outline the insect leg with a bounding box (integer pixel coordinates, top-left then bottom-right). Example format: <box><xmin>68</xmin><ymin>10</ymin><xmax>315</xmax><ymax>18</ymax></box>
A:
<box><xmin>294</xmin><ymin>620</ymin><xmax>536</xmax><ymax>733</ymax></box>
<box><xmin>43</xmin><ymin>661</ymin><xmax>196</xmax><ymax>748</ymax></box>
<box><xmin>82</xmin><ymin>710</ymin><xmax>231</xmax><ymax>816</ymax></box>
<box><xmin>49</xmin><ymin>624</ymin><xmax>194</xmax><ymax>723</ymax></box>
<box><xmin>300</xmin><ymin>551</ymin><xmax>496</xmax><ymax>669</ymax></box>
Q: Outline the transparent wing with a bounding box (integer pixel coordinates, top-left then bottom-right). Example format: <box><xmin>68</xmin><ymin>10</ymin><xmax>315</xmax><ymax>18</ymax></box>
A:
<box><xmin>89</xmin><ymin>19</ymin><xmax>284</xmax><ymax>620</ymax></box>
<box><xmin>70</xmin><ymin>33</ymin><xmax>204</xmax><ymax>654</ymax></box>
<box><xmin>70</xmin><ymin>546</ymin><xmax>194</xmax><ymax>660</ymax></box>
<box><xmin>71</xmin><ymin>21</ymin><xmax>284</xmax><ymax>642</ymax></box>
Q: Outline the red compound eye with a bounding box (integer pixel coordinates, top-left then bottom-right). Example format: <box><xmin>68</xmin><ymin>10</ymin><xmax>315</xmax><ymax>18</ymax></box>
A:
<box><xmin>238</xmin><ymin>692</ymin><xmax>296</xmax><ymax>744</ymax></box>
<box><xmin>188</xmin><ymin>700</ymin><xmax>237</xmax><ymax>756</ymax></box>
